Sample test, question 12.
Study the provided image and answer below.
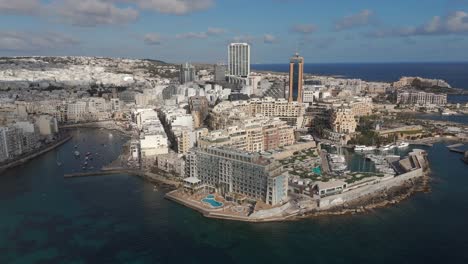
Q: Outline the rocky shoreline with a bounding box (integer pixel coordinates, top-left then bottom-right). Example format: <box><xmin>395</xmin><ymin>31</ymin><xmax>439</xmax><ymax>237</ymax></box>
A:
<box><xmin>298</xmin><ymin>174</ymin><xmax>431</xmax><ymax>219</ymax></box>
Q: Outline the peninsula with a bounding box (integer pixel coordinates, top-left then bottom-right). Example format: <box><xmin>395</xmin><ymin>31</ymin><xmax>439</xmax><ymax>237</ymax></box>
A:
<box><xmin>1</xmin><ymin>55</ymin><xmax>467</xmax><ymax>223</ymax></box>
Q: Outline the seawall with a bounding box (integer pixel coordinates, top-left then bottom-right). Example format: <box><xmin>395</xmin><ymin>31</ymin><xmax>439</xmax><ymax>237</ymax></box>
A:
<box><xmin>318</xmin><ymin>169</ymin><xmax>424</xmax><ymax>210</ymax></box>
<box><xmin>0</xmin><ymin>135</ymin><xmax>72</xmax><ymax>174</ymax></box>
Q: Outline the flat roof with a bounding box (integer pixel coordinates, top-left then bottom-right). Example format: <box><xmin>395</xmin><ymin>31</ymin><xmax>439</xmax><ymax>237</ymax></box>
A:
<box><xmin>317</xmin><ymin>180</ymin><xmax>346</xmax><ymax>190</ymax></box>
<box><xmin>183</xmin><ymin>177</ymin><xmax>201</xmax><ymax>184</ymax></box>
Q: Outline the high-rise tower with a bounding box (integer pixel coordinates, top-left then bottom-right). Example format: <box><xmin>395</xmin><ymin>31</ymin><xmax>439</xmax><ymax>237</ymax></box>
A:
<box><xmin>180</xmin><ymin>62</ymin><xmax>196</xmax><ymax>84</ymax></box>
<box><xmin>228</xmin><ymin>43</ymin><xmax>250</xmax><ymax>77</ymax></box>
<box><xmin>288</xmin><ymin>53</ymin><xmax>304</xmax><ymax>102</ymax></box>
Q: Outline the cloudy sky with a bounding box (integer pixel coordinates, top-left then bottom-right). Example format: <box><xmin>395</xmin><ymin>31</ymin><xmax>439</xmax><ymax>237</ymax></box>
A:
<box><xmin>0</xmin><ymin>0</ymin><xmax>468</xmax><ymax>63</ymax></box>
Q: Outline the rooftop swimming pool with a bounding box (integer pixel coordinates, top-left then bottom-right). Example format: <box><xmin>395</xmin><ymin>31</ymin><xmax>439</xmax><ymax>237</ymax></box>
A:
<box><xmin>202</xmin><ymin>195</ymin><xmax>223</xmax><ymax>208</ymax></box>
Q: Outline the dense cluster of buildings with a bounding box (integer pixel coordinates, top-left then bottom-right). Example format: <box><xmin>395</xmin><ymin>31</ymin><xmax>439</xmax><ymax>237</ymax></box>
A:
<box><xmin>136</xmin><ymin>109</ymin><xmax>169</xmax><ymax>162</ymax></box>
<box><xmin>0</xmin><ymin>115</ymin><xmax>59</xmax><ymax>163</ymax></box>
<box><xmin>0</xmin><ymin>45</ymin><xmax>451</xmax><ymax>214</ymax></box>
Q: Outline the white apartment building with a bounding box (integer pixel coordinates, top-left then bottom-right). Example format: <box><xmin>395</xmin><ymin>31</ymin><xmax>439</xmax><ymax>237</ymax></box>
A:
<box><xmin>136</xmin><ymin>109</ymin><xmax>169</xmax><ymax>160</ymax></box>
<box><xmin>35</xmin><ymin>115</ymin><xmax>59</xmax><ymax>136</ymax></box>
<box><xmin>228</xmin><ymin>43</ymin><xmax>250</xmax><ymax>77</ymax></box>
<box><xmin>67</xmin><ymin>101</ymin><xmax>87</xmax><ymax>122</ymax></box>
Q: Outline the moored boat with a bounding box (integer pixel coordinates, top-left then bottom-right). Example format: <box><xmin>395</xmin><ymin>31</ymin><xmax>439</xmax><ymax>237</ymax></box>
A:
<box><xmin>398</xmin><ymin>142</ymin><xmax>410</xmax><ymax>149</ymax></box>
<box><xmin>380</xmin><ymin>144</ymin><xmax>395</xmax><ymax>151</ymax></box>
<box><xmin>354</xmin><ymin>145</ymin><xmax>366</xmax><ymax>151</ymax></box>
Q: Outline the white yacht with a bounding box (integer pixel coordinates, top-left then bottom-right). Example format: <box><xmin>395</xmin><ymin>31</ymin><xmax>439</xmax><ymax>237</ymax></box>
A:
<box><xmin>364</xmin><ymin>146</ymin><xmax>377</xmax><ymax>151</ymax></box>
<box><xmin>397</xmin><ymin>142</ymin><xmax>410</xmax><ymax>149</ymax></box>
<box><xmin>354</xmin><ymin>145</ymin><xmax>367</xmax><ymax>151</ymax></box>
<box><xmin>380</xmin><ymin>144</ymin><xmax>395</xmax><ymax>151</ymax></box>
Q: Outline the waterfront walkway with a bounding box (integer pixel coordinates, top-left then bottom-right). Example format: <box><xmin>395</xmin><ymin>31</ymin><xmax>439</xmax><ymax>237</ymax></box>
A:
<box><xmin>64</xmin><ymin>169</ymin><xmax>180</xmax><ymax>187</ymax></box>
<box><xmin>0</xmin><ymin>135</ymin><xmax>72</xmax><ymax>174</ymax></box>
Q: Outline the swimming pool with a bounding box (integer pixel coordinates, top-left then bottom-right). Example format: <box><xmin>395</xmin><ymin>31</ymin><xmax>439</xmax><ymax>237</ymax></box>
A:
<box><xmin>202</xmin><ymin>195</ymin><xmax>223</xmax><ymax>208</ymax></box>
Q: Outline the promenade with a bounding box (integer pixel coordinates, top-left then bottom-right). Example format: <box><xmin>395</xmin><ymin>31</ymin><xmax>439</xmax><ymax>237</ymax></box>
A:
<box><xmin>0</xmin><ymin>135</ymin><xmax>72</xmax><ymax>174</ymax></box>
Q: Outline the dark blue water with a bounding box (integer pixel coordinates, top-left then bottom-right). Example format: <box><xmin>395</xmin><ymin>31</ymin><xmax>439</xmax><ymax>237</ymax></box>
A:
<box><xmin>252</xmin><ymin>62</ymin><xmax>468</xmax><ymax>90</ymax></box>
<box><xmin>1</xmin><ymin>128</ymin><xmax>468</xmax><ymax>263</ymax></box>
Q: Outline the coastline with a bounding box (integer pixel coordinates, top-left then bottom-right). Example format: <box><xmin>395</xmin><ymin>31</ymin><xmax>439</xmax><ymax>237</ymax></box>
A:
<box><xmin>301</xmin><ymin>175</ymin><xmax>430</xmax><ymax>219</ymax></box>
<box><xmin>0</xmin><ymin>135</ymin><xmax>72</xmax><ymax>174</ymax></box>
<box><xmin>164</xmin><ymin>171</ymin><xmax>431</xmax><ymax>223</ymax></box>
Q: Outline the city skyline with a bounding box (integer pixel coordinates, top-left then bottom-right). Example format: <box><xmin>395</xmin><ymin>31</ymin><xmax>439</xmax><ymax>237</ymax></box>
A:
<box><xmin>0</xmin><ymin>0</ymin><xmax>467</xmax><ymax>63</ymax></box>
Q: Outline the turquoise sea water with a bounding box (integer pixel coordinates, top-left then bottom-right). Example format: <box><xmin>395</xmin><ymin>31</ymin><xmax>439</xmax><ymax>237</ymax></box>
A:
<box><xmin>1</xmin><ymin>128</ymin><xmax>468</xmax><ymax>263</ymax></box>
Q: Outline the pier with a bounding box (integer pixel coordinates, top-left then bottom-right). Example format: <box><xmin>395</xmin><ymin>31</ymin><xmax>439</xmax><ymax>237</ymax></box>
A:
<box><xmin>64</xmin><ymin>169</ymin><xmax>180</xmax><ymax>187</ymax></box>
<box><xmin>64</xmin><ymin>170</ymin><xmax>128</xmax><ymax>178</ymax></box>
<box><xmin>447</xmin><ymin>143</ymin><xmax>466</xmax><ymax>154</ymax></box>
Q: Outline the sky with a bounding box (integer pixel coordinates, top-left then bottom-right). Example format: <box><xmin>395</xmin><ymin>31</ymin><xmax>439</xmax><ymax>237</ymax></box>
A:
<box><xmin>0</xmin><ymin>0</ymin><xmax>467</xmax><ymax>63</ymax></box>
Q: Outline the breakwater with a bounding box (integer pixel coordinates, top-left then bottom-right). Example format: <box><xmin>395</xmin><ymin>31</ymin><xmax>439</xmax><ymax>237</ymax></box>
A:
<box><xmin>64</xmin><ymin>169</ymin><xmax>180</xmax><ymax>187</ymax></box>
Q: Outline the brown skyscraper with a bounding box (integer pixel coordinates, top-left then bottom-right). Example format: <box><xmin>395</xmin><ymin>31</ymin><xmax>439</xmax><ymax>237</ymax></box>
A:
<box><xmin>288</xmin><ymin>53</ymin><xmax>304</xmax><ymax>103</ymax></box>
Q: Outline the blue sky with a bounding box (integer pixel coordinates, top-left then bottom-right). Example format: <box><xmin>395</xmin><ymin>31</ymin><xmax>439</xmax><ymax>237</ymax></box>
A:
<box><xmin>0</xmin><ymin>0</ymin><xmax>467</xmax><ymax>63</ymax></box>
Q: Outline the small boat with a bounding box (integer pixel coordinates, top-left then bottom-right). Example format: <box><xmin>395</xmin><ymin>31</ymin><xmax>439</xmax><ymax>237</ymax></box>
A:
<box><xmin>398</xmin><ymin>142</ymin><xmax>409</xmax><ymax>149</ymax></box>
<box><xmin>74</xmin><ymin>151</ymin><xmax>80</xmax><ymax>157</ymax></box>
<box><xmin>56</xmin><ymin>152</ymin><xmax>62</xmax><ymax>167</ymax></box>
<box><xmin>364</xmin><ymin>146</ymin><xmax>377</xmax><ymax>151</ymax></box>
<box><xmin>355</xmin><ymin>145</ymin><xmax>376</xmax><ymax>152</ymax></box>
<box><xmin>354</xmin><ymin>145</ymin><xmax>366</xmax><ymax>152</ymax></box>
<box><xmin>380</xmin><ymin>144</ymin><xmax>395</xmax><ymax>151</ymax></box>
<box><xmin>86</xmin><ymin>152</ymin><xmax>92</xmax><ymax>156</ymax></box>
<box><xmin>74</xmin><ymin>145</ymin><xmax>78</xmax><ymax>149</ymax></box>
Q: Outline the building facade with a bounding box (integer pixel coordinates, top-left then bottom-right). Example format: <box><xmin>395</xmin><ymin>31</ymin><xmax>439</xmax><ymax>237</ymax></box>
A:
<box><xmin>214</xmin><ymin>64</ymin><xmax>227</xmax><ymax>82</ymax></box>
<box><xmin>228</xmin><ymin>43</ymin><xmax>250</xmax><ymax>77</ymax></box>
<box><xmin>186</xmin><ymin>147</ymin><xmax>288</xmax><ymax>205</ymax></box>
<box><xmin>180</xmin><ymin>62</ymin><xmax>196</xmax><ymax>84</ymax></box>
<box><xmin>397</xmin><ymin>91</ymin><xmax>447</xmax><ymax>106</ymax></box>
<box><xmin>331</xmin><ymin>108</ymin><xmax>357</xmax><ymax>134</ymax></box>
<box><xmin>288</xmin><ymin>53</ymin><xmax>304</xmax><ymax>103</ymax></box>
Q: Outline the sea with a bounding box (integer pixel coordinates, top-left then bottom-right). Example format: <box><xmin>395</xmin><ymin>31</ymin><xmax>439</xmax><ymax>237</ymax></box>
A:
<box><xmin>253</xmin><ymin>62</ymin><xmax>468</xmax><ymax>104</ymax></box>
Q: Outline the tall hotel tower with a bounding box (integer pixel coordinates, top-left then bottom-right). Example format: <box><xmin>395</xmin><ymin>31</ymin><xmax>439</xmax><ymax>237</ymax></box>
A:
<box><xmin>228</xmin><ymin>43</ymin><xmax>250</xmax><ymax>77</ymax></box>
<box><xmin>288</xmin><ymin>53</ymin><xmax>304</xmax><ymax>103</ymax></box>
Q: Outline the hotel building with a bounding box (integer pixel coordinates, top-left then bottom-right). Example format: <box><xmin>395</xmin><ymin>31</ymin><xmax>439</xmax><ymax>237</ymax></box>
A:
<box><xmin>288</xmin><ymin>53</ymin><xmax>304</xmax><ymax>103</ymax></box>
<box><xmin>186</xmin><ymin>146</ymin><xmax>289</xmax><ymax>205</ymax></box>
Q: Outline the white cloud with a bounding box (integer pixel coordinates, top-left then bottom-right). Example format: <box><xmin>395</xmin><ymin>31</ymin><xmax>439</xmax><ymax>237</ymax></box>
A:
<box><xmin>176</xmin><ymin>27</ymin><xmax>226</xmax><ymax>39</ymax></box>
<box><xmin>291</xmin><ymin>24</ymin><xmax>317</xmax><ymax>34</ymax></box>
<box><xmin>335</xmin><ymin>9</ymin><xmax>374</xmax><ymax>31</ymax></box>
<box><xmin>0</xmin><ymin>31</ymin><xmax>80</xmax><ymax>51</ymax></box>
<box><xmin>230</xmin><ymin>35</ymin><xmax>256</xmax><ymax>44</ymax></box>
<box><xmin>49</xmin><ymin>0</ymin><xmax>139</xmax><ymax>27</ymax></box>
<box><xmin>263</xmin><ymin>34</ymin><xmax>277</xmax><ymax>44</ymax></box>
<box><xmin>0</xmin><ymin>0</ymin><xmax>40</xmax><ymax>15</ymax></box>
<box><xmin>206</xmin><ymin>27</ymin><xmax>226</xmax><ymax>35</ymax></box>
<box><xmin>144</xmin><ymin>33</ymin><xmax>162</xmax><ymax>45</ymax></box>
<box><xmin>132</xmin><ymin>0</ymin><xmax>215</xmax><ymax>15</ymax></box>
<box><xmin>367</xmin><ymin>11</ymin><xmax>468</xmax><ymax>37</ymax></box>
<box><xmin>176</xmin><ymin>32</ymin><xmax>208</xmax><ymax>39</ymax></box>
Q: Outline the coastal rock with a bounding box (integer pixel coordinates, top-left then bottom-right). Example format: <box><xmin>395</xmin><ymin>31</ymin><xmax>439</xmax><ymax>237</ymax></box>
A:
<box><xmin>394</xmin><ymin>77</ymin><xmax>451</xmax><ymax>89</ymax></box>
